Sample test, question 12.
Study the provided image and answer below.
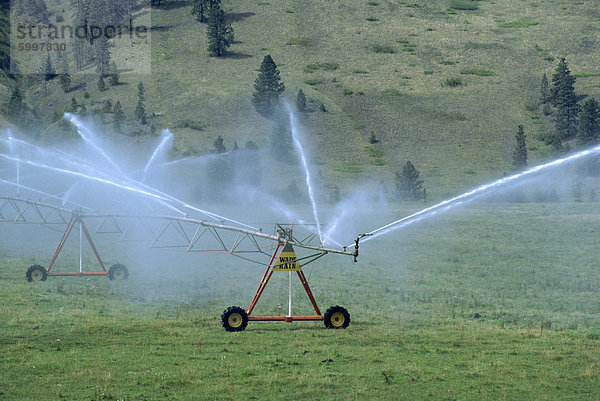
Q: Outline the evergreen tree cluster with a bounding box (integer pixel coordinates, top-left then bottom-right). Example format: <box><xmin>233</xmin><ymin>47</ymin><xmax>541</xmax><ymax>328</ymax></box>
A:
<box><xmin>191</xmin><ymin>0</ymin><xmax>235</xmax><ymax>57</ymax></box>
<box><xmin>207</xmin><ymin>5</ymin><xmax>234</xmax><ymax>57</ymax></box>
<box><xmin>540</xmin><ymin>58</ymin><xmax>600</xmax><ymax>150</ymax></box>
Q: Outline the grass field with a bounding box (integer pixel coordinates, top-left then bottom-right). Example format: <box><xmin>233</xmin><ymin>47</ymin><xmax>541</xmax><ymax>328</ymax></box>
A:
<box><xmin>2</xmin><ymin>202</ymin><xmax>600</xmax><ymax>400</ymax></box>
<box><xmin>3</xmin><ymin>1</ymin><xmax>600</xmax><ymax>399</ymax></box>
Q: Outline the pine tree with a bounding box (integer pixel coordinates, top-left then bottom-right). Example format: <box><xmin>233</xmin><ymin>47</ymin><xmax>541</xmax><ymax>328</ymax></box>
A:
<box><xmin>270</xmin><ymin>118</ymin><xmax>293</xmax><ymax>161</ymax></box>
<box><xmin>512</xmin><ymin>125</ymin><xmax>527</xmax><ymax>170</ymax></box>
<box><xmin>369</xmin><ymin>131</ymin><xmax>379</xmax><ymax>144</ymax></box>
<box><xmin>113</xmin><ymin>100</ymin><xmax>125</xmax><ymax>131</ymax></box>
<box><xmin>395</xmin><ymin>161</ymin><xmax>426</xmax><ymax>201</ymax></box>
<box><xmin>135</xmin><ymin>82</ymin><xmax>147</xmax><ymax>125</ymax></box>
<box><xmin>44</xmin><ymin>53</ymin><xmax>55</xmax><ymax>81</ymax></box>
<box><xmin>70</xmin><ymin>96</ymin><xmax>78</xmax><ymax>112</ymax></box>
<box><xmin>577</xmin><ymin>98</ymin><xmax>600</xmax><ymax>147</ymax></box>
<box><xmin>103</xmin><ymin>99</ymin><xmax>113</xmax><ymax>113</ymax></box>
<box><xmin>540</xmin><ymin>73</ymin><xmax>550</xmax><ymax>104</ymax></box>
<box><xmin>6</xmin><ymin>86</ymin><xmax>29</xmax><ymax>125</ymax></box>
<box><xmin>58</xmin><ymin>55</ymin><xmax>71</xmax><ymax>93</ymax></box>
<box><xmin>192</xmin><ymin>0</ymin><xmax>221</xmax><ymax>23</ymax></box>
<box><xmin>213</xmin><ymin>135</ymin><xmax>227</xmax><ymax>153</ymax></box>
<box><xmin>252</xmin><ymin>55</ymin><xmax>285</xmax><ymax>118</ymax></box>
<box><xmin>97</xmin><ymin>75</ymin><xmax>106</xmax><ymax>91</ymax></box>
<box><xmin>206</xmin><ymin>5</ymin><xmax>234</xmax><ymax>57</ymax></box>
<box><xmin>94</xmin><ymin>36</ymin><xmax>111</xmax><ymax>76</ymax></box>
<box><xmin>108</xmin><ymin>61</ymin><xmax>119</xmax><ymax>86</ymax></box>
<box><xmin>296</xmin><ymin>89</ymin><xmax>307</xmax><ymax>112</ymax></box>
<box><xmin>551</xmin><ymin>58</ymin><xmax>580</xmax><ymax>141</ymax></box>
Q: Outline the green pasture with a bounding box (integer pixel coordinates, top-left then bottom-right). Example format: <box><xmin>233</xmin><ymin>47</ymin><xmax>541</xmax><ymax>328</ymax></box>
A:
<box><xmin>1</xmin><ymin>202</ymin><xmax>600</xmax><ymax>400</ymax></box>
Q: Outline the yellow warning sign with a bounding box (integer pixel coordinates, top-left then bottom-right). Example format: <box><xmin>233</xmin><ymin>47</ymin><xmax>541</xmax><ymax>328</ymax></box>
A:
<box><xmin>273</xmin><ymin>243</ymin><xmax>302</xmax><ymax>271</ymax></box>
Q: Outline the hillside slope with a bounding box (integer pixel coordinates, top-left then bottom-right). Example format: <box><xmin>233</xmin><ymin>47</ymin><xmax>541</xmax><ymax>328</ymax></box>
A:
<box><xmin>7</xmin><ymin>0</ymin><xmax>600</xmax><ymax>198</ymax></box>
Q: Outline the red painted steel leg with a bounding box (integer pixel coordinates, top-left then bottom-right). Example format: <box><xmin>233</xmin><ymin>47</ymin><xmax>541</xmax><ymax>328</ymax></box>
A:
<box><xmin>45</xmin><ymin>215</ymin><xmax>109</xmax><ymax>277</ymax></box>
<box><xmin>247</xmin><ymin>269</ymin><xmax>275</xmax><ymax>315</ymax></box>
<box><xmin>297</xmin><ymin>270</ymin><xmax>321</xmax><ymax>316</ymax></box>
<box><xmin>248</xmin><ymin>244</ymin><xmax>280</xmax><ymax>313</ymax></box>
<box><xmin>79</xmin><ymin>218</ymin><xmax>107</xmax><ymax>272</ymax></box>
<box><xmin>46</xmin><ymin>216</ymin><xmax>76</xmax><ymax>272</ymax></box>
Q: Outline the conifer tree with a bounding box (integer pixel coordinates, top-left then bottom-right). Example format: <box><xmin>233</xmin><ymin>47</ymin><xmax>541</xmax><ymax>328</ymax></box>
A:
<box><xmin>58</xmin><ymin>55</ymin><xmax>71</xmax><ymax>93</ymax></box>
<box><xmin>213</xmin><ymin>135</ymin><xmax>227</xmax><ymax>153</ymax></box>
<box><xmin>108</xmin><ymin>61</ymin><xmax>119</xmax><ymax>86</ymax></box>
<box><xmin>94</xmin><ymin>36</ymin><xmax>110</xmax><ymax>76</ymax></box>
<box><xmin>135</xmin><ymin>82</ymin><xmax>147</xmax><ymax>125</ymax></box>
<box><xmin>206</xmin><ymin>4</ymin><xmax>234</xmax><ymax>57</ymax></box>
<box><xmin>97</xmin><ymin>75</ymin><xmax>106</xmax><ymax>91</ymax></box>
<box><xmin>270</xmin><ymin>118</ymin><xmax>293</xmax><ymax>161</ymax></box>
<box><xmin>296</xmin><ymin>89</ymin><xmax>307</xmax><ymax>112</ymax></box>
<box><xmin>551</xmin><ymin>58</ymin><xmax>580</xmax><ymax>140</ymax></box>
<box><xmin>395</xmin><ymin>161</ymin><xmax>426</xmax><ymax>201</ymax></box>
<box><xmin>540</xmin><ymin>73</ymin><xmax>550</xmax><ymax>104</ymax></box>
<box><xmin>70</xmin><ymin>96</ymin><xmax>78</xmax><ymax>112</ymax></box>
<box><xmin>103</xmin><ymin>99</ymin><xmax>113</xmax><ymax>113</ymax></box>
<box><xmin>512</xmin><ymin>125</ymin><xmax>527</xmax><ymax>170</ymax></box>
<box><xmin>44</xmin><ymin>53</ymin><xmax>55</xmax><ymax>81</ymax></box>
<box><xmin>192</xmin><ymin>0</ymin><xmax>221</xmax><ymax>23</ymax></box>
<box><xmin>6</xmin><ymin>86</ymin><xmax>29</xmax><ymax>125</ymax></box>
<box><xmin>113</xmin><ymin>100</ymin><xmax>125</xmax><ymax>131</ymax></box>
<box><xmin>252</xmin><ymin>55</ymin><xmax>285</xmax><ymax>118</ymax></box>
<box><xmin>577</xmin><ymin>98</ymin><xmax>600</xmax><ymax>147</ymax></box>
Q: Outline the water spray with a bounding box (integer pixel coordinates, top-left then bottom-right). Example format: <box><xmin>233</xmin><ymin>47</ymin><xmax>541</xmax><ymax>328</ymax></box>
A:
<box><xmin>351</xmin><ymin>144</ymin><xmax>600</xmax><ymax>247</ymax></box>
<box><xmin>65</xmin><ymin>113</ymin><xmax>125</xmax><ymax>176</ymax></box>
<box><xmin>143</xmin><ymin>129</ymin><xmax>173</xmax><ymax>178</ymax></box>
<box><xmin>286</xmin><ymin>102</ymin><xmax>323</xmax><ymax>244</ymax></box>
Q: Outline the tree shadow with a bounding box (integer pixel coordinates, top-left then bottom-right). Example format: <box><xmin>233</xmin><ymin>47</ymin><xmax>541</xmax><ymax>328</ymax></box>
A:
<box><xmin>152</xmin><ymin>0</ymin><xmax>189</xmax><ymax>11</ymax></box>
<box><xmin>226</xmin><ymin>12</ymin><xmax>256</xmax><ymax>23</ymax></box>
<box><xmin>148</xmin><ymin>25</ymin><xmax>174</xmax><ymax>32</ymax></box>
<box><xmin>66</xmin><ymin>82</ymin><xmax>87</xmax><ymax>93</ymax></box>
<box><xmin>226</xmin><ymin>52</ymin><xmax>253</xmax><ymax>59</ymax></box>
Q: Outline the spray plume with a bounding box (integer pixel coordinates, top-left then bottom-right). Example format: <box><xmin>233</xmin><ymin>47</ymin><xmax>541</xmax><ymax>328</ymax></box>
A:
<box><xmin>286</xmin><ymin>102</ymin><xmax>323</xmax><ymax>243</ymax></box>
<box><xmin>355</xmin><ymin>144</ymin><xmax>600</xmax><ymax>246</ymax></box>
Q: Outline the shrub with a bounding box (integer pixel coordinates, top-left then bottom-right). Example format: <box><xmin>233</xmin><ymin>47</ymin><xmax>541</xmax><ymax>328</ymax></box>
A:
<box><xmin>286</xmin><ymin>37</ymin><xmax>311</xmax><ymax>47</ymax></box>
<box><xmin>450</xmin><ymin>0</ymin><xmax>479</xmax><ymax>10</ymax></box>
<box><xmin>175</xmin><ymin>119</ymin><xmax>208</xmax><ymax>131</ymax></box>
<box><xmin>303</xmin><ymin>62</ymin><xmax>340</xmax><ymax>73</ymax></box>
<box><xmin>372</xmin><ymin>44</ymin><xmax>396</xmax><ymax>54</ymax></box>
<box><xmin>443</xmin><ymin>77</ymin><xmax>463</xmax><ymax>87</ymax></box>
<box><xmin>500</xmin><ymin>21</ymin><xmax>539</xmax><ymax>28</ymax></box>
<box><xmin>460</xmin><ymin>69</ymin><xmax>495</xmax><ymax>76</ymax></box>
<box><xmin>304</xmin><ymin>79</ymin><xmax>323</xmax><ymax>86</ymax></box>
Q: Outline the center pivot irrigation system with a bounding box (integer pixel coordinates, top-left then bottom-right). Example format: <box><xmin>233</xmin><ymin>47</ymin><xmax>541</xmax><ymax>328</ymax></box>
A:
<box><xmin>0</xmin><ymin>196</ymin><xmax>365</xmax><ymax>331</ymax></box>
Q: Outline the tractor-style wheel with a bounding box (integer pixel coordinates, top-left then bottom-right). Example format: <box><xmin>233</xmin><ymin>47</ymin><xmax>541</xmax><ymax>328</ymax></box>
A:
<box><xmin>221</xmin><ymin>306</ymin><xmax>248</xmax><ymax>332</ymax></box>
<box><xmin>26</xmin><ymin>264</ymin><xmax>47</xmax><ymax>282</ymax></box>
<box><xmin>324</xmin><ymin>305</ymin><xmax>350</xmax><ymax>329</ymax></box>
<box><xmin>108</xmin><ymin>264</ymin><xmax>128</xmax><ymax>281</ymax></box>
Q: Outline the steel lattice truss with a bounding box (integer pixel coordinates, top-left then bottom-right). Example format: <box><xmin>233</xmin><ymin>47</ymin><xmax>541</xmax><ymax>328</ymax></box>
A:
<box><xmin>0</xmin><ymin>196</ymin><xmax>357</xmax><ymax>265</ymax></box>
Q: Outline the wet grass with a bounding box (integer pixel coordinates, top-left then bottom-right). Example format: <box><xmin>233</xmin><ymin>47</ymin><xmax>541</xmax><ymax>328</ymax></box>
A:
<box><xmin>1</xmin><ymin>202</ymin><xmax>600</xmax><ymax>399</ymax></box>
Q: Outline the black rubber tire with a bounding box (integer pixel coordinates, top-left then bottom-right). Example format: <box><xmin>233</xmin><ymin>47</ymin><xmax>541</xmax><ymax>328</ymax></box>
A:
<box><xmin>324</xmin><ymin>305</ymin><xmax>350</xmax><ymax>329</ymax></box>
<box><xmin>108</xmin><ymin>263</ymin><xmax>128</xmax><ymax>281</ymax></box>
<box><xmin>26</xmin><ymin>264</ymin><xmax>47</xmax><ymax>282</ymax></box>
<box><xmin>221</xmin><ymin>306</ymin><xmax>248</xmax><ymax>332</ymax></box>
